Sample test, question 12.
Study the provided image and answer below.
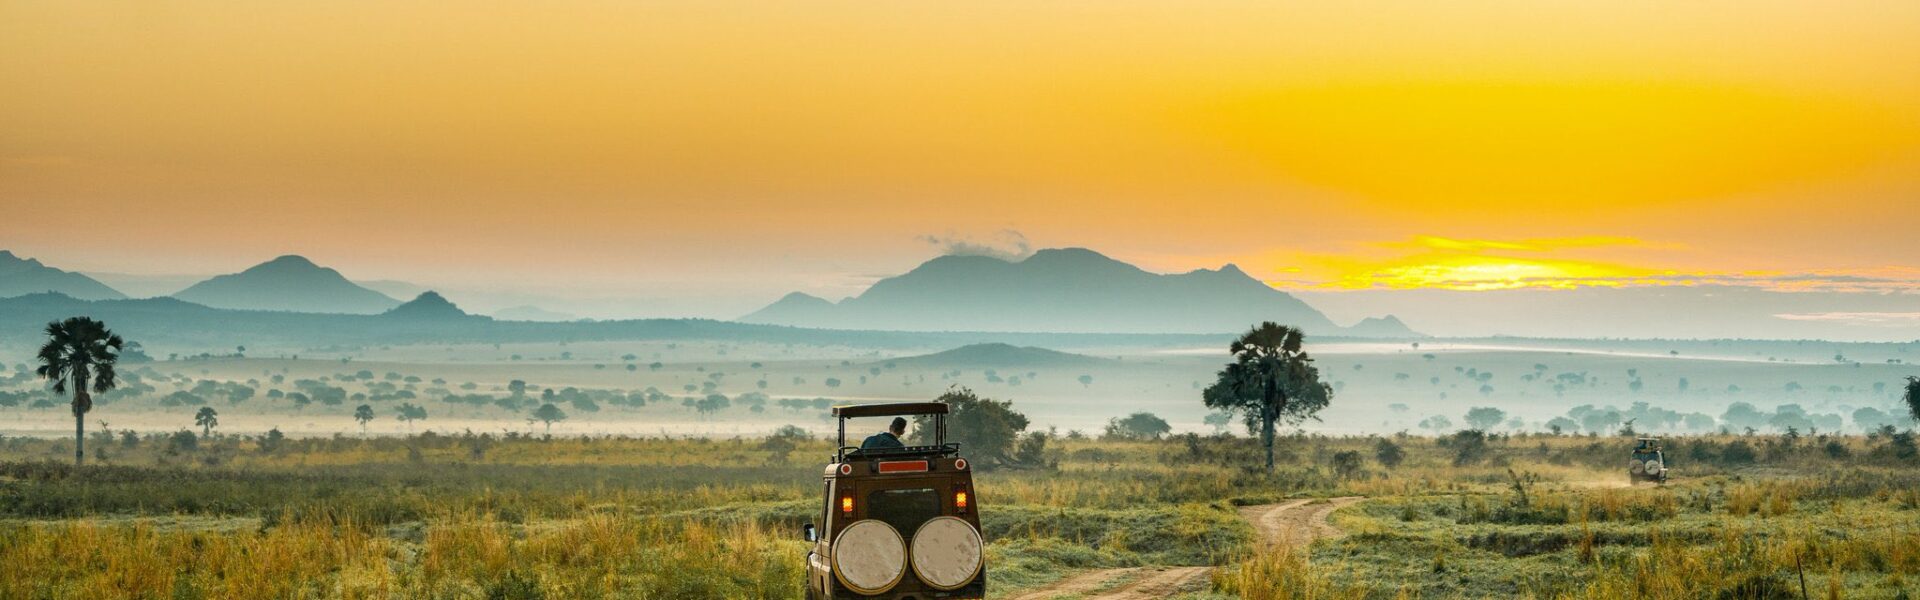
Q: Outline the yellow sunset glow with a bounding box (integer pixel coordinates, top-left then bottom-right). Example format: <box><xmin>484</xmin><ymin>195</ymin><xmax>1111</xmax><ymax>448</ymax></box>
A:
<box><xmin>1328</xmin><ymin>256</ymin><xmax>1655</xmax><ymax>291</ymax></box>
<box><xmin>1280</xmin><ymin>237</ymin><xmax>1662</xmax><ymax>290</ymax></box>
<box><xmin>2</xmin><ymin>1</ymin><xmax>1917</xmax><ymax>300</ymax></box>
<box><xmin>1193</xmin><ymin>79</ymin><xmax>1918</xmax><ymax>212</ymax></box>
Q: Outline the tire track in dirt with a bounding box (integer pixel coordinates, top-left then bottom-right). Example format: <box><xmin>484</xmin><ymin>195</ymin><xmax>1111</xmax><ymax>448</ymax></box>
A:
<box><xmin>1002</xmin><ymin>568</ymin><xmax>1145</xmax><ymax>600</ymax></box>
<box><xmin>1000</xmin><ymin>497</ymin><xmax>1363</xmax><ymax>599</ymax></box>
<box><xmin>1095</xmin><ymin>566</ymin><xmax>1213</xmax><ymax>600</ymax></box>
<box><xmin>1238</xmin><ymin>496</ymin><xmax>1364</xmax><ymax>550</ymax></box>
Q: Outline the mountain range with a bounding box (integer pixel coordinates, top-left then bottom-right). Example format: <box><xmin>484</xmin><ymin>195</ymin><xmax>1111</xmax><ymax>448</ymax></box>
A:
<box><xmin>0</xmin><ymin>251</ymin><xmax>127</xmax><ymax>300</ymax></box>
<box><xmin>383</xmin><ymin>291</ymin><xmax>487</xmax><ymax>320</ymax></box>
<box><xmin>1345</xmin><ymin>315</ymin><xmax>1418</xmax><ymax>338</ymax></box>
<box><xmin>493</xmin><ymin>305</ymin><xmax>579</xmax><ymax>322</ymax></box>
<box><xmin>883</xmin><ymin>343</ymin><xmax>1114</xmax><ymax>369</ymax></box>
<box><xmin>742</xmin><ymin>248</ymin><xmax>1417</xmax><ymax>337</ymax></box>
<box><xmin>171</xmin><ymin>255</ymin><xmax>402</xmax><ymax>314</ymax></box>
<box><xmin>5</xmin><ymin>249</ymin><xmax>1419</xmax><ymax>337</ymax></box>
<box><xmin>0</xmin><ymin>292</ymin><xmax>1230</xmax><ymax>355</ymax></box>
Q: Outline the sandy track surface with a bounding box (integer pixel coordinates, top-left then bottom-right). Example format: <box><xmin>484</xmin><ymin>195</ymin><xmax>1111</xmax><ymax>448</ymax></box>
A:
<box><xmin>1001</xmin><ymin>497</ymin><xmax>1363</xmax><ymax>599</ymax></box>
<box><xmin>1238</xmin><ymin>497</ymin><xmax>1364</xmax><ymax>549</ymax></box>
<box><xmin>1001</xmin><ymin>567</ymin><xmax>1211</xmax><ymax>600</ymax></box>
<box><xmin>1002</xmin><ymin>568</ymin><xmax>1146</xmax><ymax>600</ymax></box>
<box><xmin>1097</xmin><ymin>566</ymin><xmax>1214</xmax><ymax>599</ymax></box>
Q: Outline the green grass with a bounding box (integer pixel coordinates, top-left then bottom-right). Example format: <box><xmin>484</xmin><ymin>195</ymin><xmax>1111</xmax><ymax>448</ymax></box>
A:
<box><xmin>0</xmin><ymin>431</ymin><xmax>1917</xmax><ymax>598</ymax></box>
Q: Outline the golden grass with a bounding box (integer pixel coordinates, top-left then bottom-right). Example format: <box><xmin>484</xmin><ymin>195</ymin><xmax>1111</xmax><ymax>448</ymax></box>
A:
<box><xmin>0</xmin><ymin>511</ymin><xmax>805</xmax><ymax>599</ymax></box>
<box><xmin>2</xmin><ymin>431</ymin><xmax>1917</xmax><ymax>598</ymax></box>
<box><xmin>0</xmin><ymin>517</ymin><xmax>391</xmax><ymax>599</ymax></box>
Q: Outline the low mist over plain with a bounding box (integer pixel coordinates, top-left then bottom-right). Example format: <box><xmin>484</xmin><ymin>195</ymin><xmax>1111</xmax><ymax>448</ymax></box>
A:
<box><xmin>1</xmin><ymin>248</ymin><xmax>1912</xmax><ymax>441</ymax></box>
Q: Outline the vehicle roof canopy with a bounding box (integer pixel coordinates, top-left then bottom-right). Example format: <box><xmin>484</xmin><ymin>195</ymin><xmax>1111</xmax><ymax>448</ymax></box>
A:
<box><xmin>831</xmin><ymin>403</ymin><xmax>954</xmax><ymax>462</ymax></box>
<box><xmin>832</xmin><ymin>402</ymin><xmax>949</xmax><ymax>418</ymax></box>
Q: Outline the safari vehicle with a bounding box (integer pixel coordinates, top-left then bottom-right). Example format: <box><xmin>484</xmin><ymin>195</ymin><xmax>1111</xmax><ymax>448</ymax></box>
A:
<box><xmin>1629</xmin><ymin>437</ymin><xmax>1670</xmax><ymax>484</ymax></box>
<box><xmin>803</xmin><ymin>403</ymin><xmax>986</xmax><ymax>600</ymax></box>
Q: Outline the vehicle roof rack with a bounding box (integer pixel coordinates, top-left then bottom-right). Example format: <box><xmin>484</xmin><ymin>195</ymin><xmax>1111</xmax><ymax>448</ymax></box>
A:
<box><xmin>832</xmin><ymin>402</ymin><xmax>950</xmax><ymax>462</ymax></box>
<box><xmin>831</xmin><ymin>402</ymin><xmax>949</xmax><ymax>418</ymax></box>
<box><xmin>841</xmin><ymin>443</ymin><xmax>962</xmax><ymax>460</ymax></box>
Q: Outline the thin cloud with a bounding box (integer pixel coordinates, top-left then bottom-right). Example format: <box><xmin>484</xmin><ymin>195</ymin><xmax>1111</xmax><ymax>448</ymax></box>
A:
<box><xmin>1773</xmin><ymin>312</ymin><xmax>1920</xmax><ymax>326</ymax></box>
<box><xmin>916</xmin><ymin>230</ymin><xmax>1034</xmax><ymax>261</ymax></box>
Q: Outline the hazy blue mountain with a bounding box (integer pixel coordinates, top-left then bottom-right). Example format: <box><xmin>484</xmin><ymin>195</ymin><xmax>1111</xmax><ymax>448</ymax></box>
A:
<box><xmin>1295</xmin><ymin>286</ymin><xmax>1920</xmax><ymax>342</ymax></box>
<box><xmin>1343</xmin><ymin>315</ymin><xmax>1423</xmax><ymax>338</ymax></box>
<box><xmin>0</xmin><ymin>251</ymin><xmax>127</xmax><ymax>300</ymax></box>
<box><xmin>741</xmin><ymin>248</ymin><xmax>1339</xmax><ymax>334</ymax></box>
<box><xmin>0</xmin><ymin>292</ymin><xmax>1225</xmax><ymax>355</ymax></box>
<box><xmin>493</xmin><ymin>305</ymin><xmax>578</xmax><ymax>322</ymax></box>
<box><xmin>357</xmin><ymin>279</ymin><xmax>431</xmax><ymax>300</ymax></box>
<box><xmin>3</xmin><ymin>293</ymin><xmax>1902</xmax><ymax>370</ymax></box>
<box><xmin>884</xmin><ymin>343</ymin><xmax>1114</xmax><ymax>369</ymax></box>
<box><xmin>383</xmin><ymin>291</ymin><xmax>485</xmax><ymax>320</ymax></box>
<box><xmin>80</xmin><ymin>272</ymin><xmax>207</xmax><ymax>298</ymax></box>
<box><xmin>747</xmin><ymin>292</ymin><xmax>839</xmax><ymax>324</ymax></box>
<box><xmin>172</xmin><ymin>255</ymin><xmax>400</xmax><ymax>314</ymax></box>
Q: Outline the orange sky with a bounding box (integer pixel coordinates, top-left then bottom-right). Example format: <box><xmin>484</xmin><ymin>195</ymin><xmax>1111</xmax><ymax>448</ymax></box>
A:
<box><xmin>3</xmin><ymin>1</ymin><xmax>1918</xmax><ymax>312</ymax></box>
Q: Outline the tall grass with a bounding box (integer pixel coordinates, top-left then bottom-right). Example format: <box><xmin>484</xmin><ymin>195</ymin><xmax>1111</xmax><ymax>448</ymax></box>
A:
<box><xmin>1</xmin><ymin>430</ymin><xmax>1916</xmax><ymax>598</ymax></box>
<box><xmin>0</xmin><ymin>512</ymin><xmax>806</xmax><ymax>599</ymax></box>
<box><xmin>1213</xmin><ymin>540</ymin><xmax>1371</xmax><ymax>600</ymax></box>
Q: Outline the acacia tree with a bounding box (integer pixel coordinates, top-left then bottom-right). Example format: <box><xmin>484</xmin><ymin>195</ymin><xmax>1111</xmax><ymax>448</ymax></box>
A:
<box><xmin>1464</xmin><ymin>407</ymin><xmax>1507</xmax><ymax>431</ymax></box>
<box><xmin>912</xmin><ymin>387</ymin><xmax>1034</xmax><ymax>467</ymax></box>
<box><xmin>396</xmin><ymin>403</ymin><xmax>427</xmax><ymax>431</ymax></box>
<box><xmin>36</xmin><ymin>317</ymin><xmax>123</xmax><ymax>466</ymax></box>
<box><xmin>354</xmin><ymin>404</ymin><xmax>375</xmax><ymax>435</ymax></box>
<box><xmin>1202</xmin><ymin>322</ymin><xmax>1332</xmax><ymax>470</ymax></box>
<box><xmin>1103</xmin><ymin>412</ymin><xmax>1172</xmax><ymax>441</ymax></box>
<box><xmin>531</xmin><ymin>403</ymin><xmax>568</xmax><ymax>433</ymax></box>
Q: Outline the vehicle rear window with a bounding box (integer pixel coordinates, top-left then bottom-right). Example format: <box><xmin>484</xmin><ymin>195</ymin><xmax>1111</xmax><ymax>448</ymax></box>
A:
<box><xmin>867</xmin><ymin>488</ymin><xmax>941</xmax><ymax>537</ymax></box>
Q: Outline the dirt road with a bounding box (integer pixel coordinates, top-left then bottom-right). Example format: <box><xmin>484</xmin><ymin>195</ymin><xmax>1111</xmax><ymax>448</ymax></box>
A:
<box><xmin>1002</xmin><ymin>497</ymin><xmax>1363</xmax><ymax>600</ymax></box>
<box><xmin>1237</xmin><ymin>497</ymin><xmax>1365</xmax><ymax>550</ymax></box>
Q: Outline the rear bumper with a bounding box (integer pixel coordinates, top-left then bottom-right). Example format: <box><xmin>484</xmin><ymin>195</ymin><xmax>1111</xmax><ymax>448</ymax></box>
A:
<box><xmin>825</xmin><ymin>578</ymin><xmax>986</xmax><ymax>600</ymax></box>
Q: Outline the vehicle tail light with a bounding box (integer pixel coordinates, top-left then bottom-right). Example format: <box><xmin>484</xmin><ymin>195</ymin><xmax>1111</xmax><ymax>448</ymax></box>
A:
<box><xmin>954</xmin><ymin>486</ymin><xmax>969</xmax><ymax>513</ymax></box>
<box><xmin>841</xmin><ymin>495</ymin><xmax>854</xmax><ymax>515</ymax></box>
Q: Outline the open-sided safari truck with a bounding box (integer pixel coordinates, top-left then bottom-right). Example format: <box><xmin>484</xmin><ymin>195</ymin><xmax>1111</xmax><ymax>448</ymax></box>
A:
<box><xmin>803</xmin><ymin>403</ymin><xmax>985</xmax><ymax>600</ymax></box>
<box><xmin>1629</xmin><ymin>437</ymin><xmax>1670</xmax><ymax>484</ymax></box>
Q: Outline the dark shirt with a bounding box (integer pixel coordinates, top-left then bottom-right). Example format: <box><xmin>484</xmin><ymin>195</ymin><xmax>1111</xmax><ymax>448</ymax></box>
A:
<box><xmin>861</xmin><ymin>431</ymin><xmax>905</xmax><ymax>450</ymax></box>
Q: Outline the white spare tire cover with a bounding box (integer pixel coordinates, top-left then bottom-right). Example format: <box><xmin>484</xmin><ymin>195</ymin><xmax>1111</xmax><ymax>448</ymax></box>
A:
<box><xmin>832</xmin><ymin>519</ymin><xmax>906</xmax><ymax>595</ymax></box>
<box><xmin>1629</xmin><ymin>460</ymin><xmax>1644</xmax><ymax>474</ymax></box>
<box><xmin>911</xmin><ymin>516</ymin><xmax>984</xmax><ymax>590</ymax></box>
<box><xmin>1644</xmin><ymin>460</ymin><xmax>1662</xmax><ymax>474</ymax></box>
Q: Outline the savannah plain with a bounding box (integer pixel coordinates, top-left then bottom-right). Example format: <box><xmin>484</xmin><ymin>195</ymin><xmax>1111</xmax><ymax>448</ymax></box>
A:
<box><xmin>3</xmin><ymin>335</ymin><xmax>1917</xmax><ymax>599</ymax></box>
<box><xmin>7</xmin><ymin>0</ymin><xmax>1920</xmax><ymax>597</ymax></box>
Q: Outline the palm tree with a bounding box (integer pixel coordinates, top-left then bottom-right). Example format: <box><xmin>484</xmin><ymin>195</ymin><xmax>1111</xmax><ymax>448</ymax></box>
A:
<box><xmin>354</xmin><ymin>404</ymin><xmax>375</xmax><ymax>435</ymax></box>
<box><xmin>194</xmin><ymin>406</ymin><xmax>219</xmax><ymax>437</ymax></box>
<box><xmin>35</xmin><ymin>317</ymin><xmax>123</xmax><ymax>466</ymax></box>
<box><xmin>1202</xmin><ymin>322</ymin><xmax>1332</xmax><ymax>470</ymax></box>
<box><xmin>1904</xmin><ymin>376</ymin><xmax>1919</xmax><ymax>425</ymax></box>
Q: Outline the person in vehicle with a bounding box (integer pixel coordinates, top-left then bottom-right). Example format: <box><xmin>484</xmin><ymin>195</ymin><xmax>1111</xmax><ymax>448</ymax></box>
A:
<box><xmin>861</xmin><ymin>417</ymin><xmax>908</xmax><ymax>450</ymax></box>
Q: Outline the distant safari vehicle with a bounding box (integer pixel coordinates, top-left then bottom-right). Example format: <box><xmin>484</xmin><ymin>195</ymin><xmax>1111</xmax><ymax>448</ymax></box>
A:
<box><xmin>803</xmin><ymin>403</ymin><xmax>986</xmax><ymax>600</ymax></box>
<box><xmin>1629</xmin><ymin>437</ymin><xmax>1670</xmax><ymax>484</ymax></box>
